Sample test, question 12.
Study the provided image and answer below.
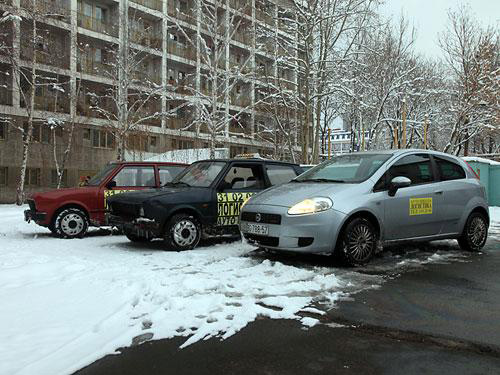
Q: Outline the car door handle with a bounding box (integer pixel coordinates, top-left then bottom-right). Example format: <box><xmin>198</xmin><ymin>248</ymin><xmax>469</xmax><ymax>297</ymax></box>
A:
<box><xmin>434</xmin><ymin>190</ymin><xmax>444</xmax><ymax>195</ymax></box>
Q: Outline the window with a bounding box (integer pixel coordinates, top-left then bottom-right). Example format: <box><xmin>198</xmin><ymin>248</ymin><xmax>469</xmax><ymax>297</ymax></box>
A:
<box><xmin>178</xmin><ymin>140</ymin><xmax>194</xmax><ymax>150</ymax></box>
<box><xmin>159</xmin><ymin>165</ymin><xmax>185</xmax><ymax>185</ymax></box>
<box><xmin>150</xmin><ymin>136</ymin><xmax>157</xmax><ymax>148</ymax></box>
<box><xmin>83</xmin><ymin>2</ymin><xmax>92</xmax><ymax>17</ymax></box>
<box><xmin>0</xmin><ymin>167</ymin><xmax>7</xmax><ymax>185</ymax></box>
<box><xmin>27</xmin><ymin>124</ymin><xmax>51</xmax><ymax>144</ymax></box>
<box><xmin>92</xmin><ymin>129</ymin><xmax>113</xmax><ymax>149</ymax></box>
<box><xmin>222</xmin><ymin>165</ymin><xmax>265</xmax><ymax>190</ymax></box>
<box><xmin>435</xmin><ymin>157</ymin><xmax>466</xmax><ymax>181</ymax></box>
<box><xmin>380</xmin><ymin>154</ymin><xmax>434</xmax><ymax>188</ymax></box>
<box><xmin>25</xmin><ymin>168</ymin><xmax>40</xmax><ymax>186</ymax></box>
<box><xmin>175</xmin><ymin>161</ymin><xmax>225</xmax><ymax>188</ymax></box>
<box><xmin>0</xmin><ymin>122</ymin><xmax>5</xmax><ymax>140</ymax></box>
<box><xmin>83</xmin><ymin>128</ymin><xmax>91</xmax><ymax>140</ymax></box>
<box><xmin>266</xmin><ymin>164</ymin><xmax>297</xmax><ymax>185</ymax></box>
<box><xmin>94</xmin><ymin>48</ymin><xmax>102</xmax><ymax>63</ymax></box>
<box><xmin>112</xmin><ymin>166</ymin><xmax>156</xmax><ymax>187</ymax></box>
<box><xmin>95</xmin><ymin>6</ymin><xmax>105</xmax><ymax>21</ymax></box>
<box><xmin>51</xmin><ymin>169</ymin><xmax>68</xmax><ymax>187</ymax></box>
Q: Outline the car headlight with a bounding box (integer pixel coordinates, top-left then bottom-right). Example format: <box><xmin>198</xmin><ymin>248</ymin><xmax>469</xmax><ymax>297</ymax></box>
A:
<box><xmin>139</xmin><ymin>207</ymin><xmax>145</xmax><ymax>217</ymax></box>
<box><xmin>288</xmin><ymin>197</ymin><xmax>333</xmax><ymax>215</ymax></box>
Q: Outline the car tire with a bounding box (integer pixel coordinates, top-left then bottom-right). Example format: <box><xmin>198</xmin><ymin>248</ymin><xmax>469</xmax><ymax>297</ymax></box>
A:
<box><xmin>54</xmin><ymin>208</ymin><xmax>89</xmax><ymax>239</ymax></box>
<box><xmin>458</xmin><ymin>211</ymin><xmax>488</xmax><ymax>252</ymax></box>
<box><xmin>124</xmin><ymin>227</ymin><xmax>152</xmax><ymax>243</ymax></box>
<box><xmin>164</xmin><ymin>213</ymin><xmax>201</xmax><ymax>251</ymax></box>
<box><xmin>337</xmin><ymin>217</ymin><xmax>377</xmax><ymax>266</ymax></box>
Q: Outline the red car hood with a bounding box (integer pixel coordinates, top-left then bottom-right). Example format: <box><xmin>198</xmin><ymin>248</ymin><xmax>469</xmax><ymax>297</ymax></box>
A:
<box><xmin>29</xmin><ymin>186</ymin><xmax>99</xmax><ymax>201</ymax></box>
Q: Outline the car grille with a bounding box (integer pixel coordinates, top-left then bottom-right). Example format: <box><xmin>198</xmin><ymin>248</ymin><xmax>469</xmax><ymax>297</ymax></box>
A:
<box><xmin>241</xmin><ymin>211</ymin><xmax>281</xmax><ymax>225</ymax></box>
<box><xmin>244</xmin><ymin>234</ymin><xmax>279</xmax><ymax>247</ymax></box>
<box><xmin>27</xmin><ymin>199</ymin><xmax>36</xmax><ymax>211</ymax></box>
<box><xmin>109</xmin><ymin>201</ymin><xmax>141</xmax><ymax>218</ymax></box>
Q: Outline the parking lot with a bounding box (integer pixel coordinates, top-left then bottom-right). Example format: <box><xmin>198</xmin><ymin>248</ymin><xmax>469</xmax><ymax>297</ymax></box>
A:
<box><xmin>0</xmin><ymin>205</ymin><xmax>499</xmax><ymax>375</ymax></box>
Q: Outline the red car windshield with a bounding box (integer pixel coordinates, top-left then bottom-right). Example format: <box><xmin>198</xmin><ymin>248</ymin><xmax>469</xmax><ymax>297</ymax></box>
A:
<box><xmin>87</xmin><ymin>164</ymin><xmax>117</xmax><ymax>186</ymax></box>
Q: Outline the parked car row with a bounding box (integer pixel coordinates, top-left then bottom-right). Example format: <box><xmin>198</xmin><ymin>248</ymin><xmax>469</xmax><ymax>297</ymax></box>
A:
<box><xmin>24</xmin><ymin>150</ymin><xmax>490</xmax><ymax>266</ymax></box>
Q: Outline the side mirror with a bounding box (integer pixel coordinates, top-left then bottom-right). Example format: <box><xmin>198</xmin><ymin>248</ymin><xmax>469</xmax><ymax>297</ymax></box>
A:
<box><xmin>106</xmin><ymin>180</ymin><xmax>117</xmax><ymax>189</ymax></box>
<box><xmin>388</xmin><ymin>176</ymin><xmax>411</xmax><ymax>197</ymax></box>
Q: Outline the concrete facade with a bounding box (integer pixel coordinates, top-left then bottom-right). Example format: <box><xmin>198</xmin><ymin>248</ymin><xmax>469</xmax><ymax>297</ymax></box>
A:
<box><xmin>0</xmin><ymin>0</ymin><xmax>300</xmax><ymax>202</ymax></box>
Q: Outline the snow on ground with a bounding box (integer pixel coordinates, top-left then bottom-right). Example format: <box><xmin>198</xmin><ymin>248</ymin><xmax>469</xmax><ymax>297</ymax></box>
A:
<box><xmin>0</xmin><ymin>205</ymin><xmax>498</xmax><ymax>375</ymax></box>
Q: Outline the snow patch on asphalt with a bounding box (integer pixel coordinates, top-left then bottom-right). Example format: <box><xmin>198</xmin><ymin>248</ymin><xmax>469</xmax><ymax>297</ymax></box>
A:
<box><xmin>0</xmin><ymin>205</ymin><xmax>498</xmax><ymax>375</ymax></box>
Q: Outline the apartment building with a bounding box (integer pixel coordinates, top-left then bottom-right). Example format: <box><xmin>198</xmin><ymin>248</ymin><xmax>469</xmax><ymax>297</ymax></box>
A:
<box><xmin>0</xmin><ymin>0</ymin><xmax>301</xmax><ymax>202</ymax></box>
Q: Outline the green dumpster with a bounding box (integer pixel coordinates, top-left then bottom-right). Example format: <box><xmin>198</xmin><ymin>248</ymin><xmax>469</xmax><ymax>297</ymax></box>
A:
<box><xmin>463</xmin><ymin>157</ymin><xmax>500</xmax><ymax>206</ymax></box>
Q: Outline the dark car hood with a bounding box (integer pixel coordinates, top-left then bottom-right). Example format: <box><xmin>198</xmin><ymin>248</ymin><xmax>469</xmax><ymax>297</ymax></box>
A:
<box><xmin>247</xmin><ymin>182</ymin><xmax>357</xmax><ymax>207</ymax></box>
<box><xmin>107</xmin><ymin>186</ymin><xmax>202</xmax><ymax>205</ymax></box>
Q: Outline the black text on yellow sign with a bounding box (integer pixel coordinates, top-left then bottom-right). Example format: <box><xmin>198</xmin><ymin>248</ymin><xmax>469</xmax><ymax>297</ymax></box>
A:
<box><xmin>217</xmin><ymin>192</ymin><xmax>254</xmax><ymax>226</ymax></box>
<box><xmin>409</xmin><ymin>197</ymin><xmax>433</xmax><ymax>216</ymax></box>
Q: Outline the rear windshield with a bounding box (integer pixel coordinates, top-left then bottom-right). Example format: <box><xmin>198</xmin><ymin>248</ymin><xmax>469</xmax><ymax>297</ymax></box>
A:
<box><xmin>295</xmin><ymin>153</ymin><xmax>392</xmax><ymax>183</ymax></box>
<box><xmin>87</xmin><ymin>164</ymin><xmax>117</xmax><ymax>186</ymax></box>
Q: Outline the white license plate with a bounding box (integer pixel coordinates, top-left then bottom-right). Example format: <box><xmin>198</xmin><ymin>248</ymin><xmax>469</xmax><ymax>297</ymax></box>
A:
<box><xmin>244</xmin><ymin>223</ymin><xmax>269</xmax><ymax>235</ymax></box>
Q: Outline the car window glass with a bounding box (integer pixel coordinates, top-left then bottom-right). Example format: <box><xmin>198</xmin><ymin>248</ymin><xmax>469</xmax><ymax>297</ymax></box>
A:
<box><xmin>159</xmin><ymin>166</ymin><xmax>185</xmax><ymax>184</ymax></box>
<box><xmin>113</xmin><ymin>166</ymin><xmax>155</xmax><ymax>187</ymax></box>
<box><xmin>435</xmin><ymin>157</ymin><xmax>466</xmax><ymax>181</ymax></box>
<box><xmin>175</xmin><ymin>161</ymin><xmax>225</xmax><ymax>187</ymax></box>
<box><xmin>87</xmin><ymin>163</ymin><xmax>116</xmax><ymax>186</ymax></box>
<box><xmin>221</xmin><ymin>165</ymin><xmax>264</xmax><ymax>190</ymax></box>
<box><xmin>266</xmin><ymin>165</ymin><xmax>298</xmax><ymax>185</ymax></box>
<box><xmin>387</xmin><ymin>154</ymin><xmax>434</xmax><ymax>186</ymax></box>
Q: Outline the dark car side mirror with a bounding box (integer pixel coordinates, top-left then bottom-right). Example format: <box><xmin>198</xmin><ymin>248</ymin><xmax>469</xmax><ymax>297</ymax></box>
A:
<box><xmin>388</xmin><ymin>176</ymin><xmax>411</xmax><ymax>197</ymax></box>
<box><xmin>106</xmin><ymin>180</ymin><xmax>117</xmax><ymax>190</ymax></box>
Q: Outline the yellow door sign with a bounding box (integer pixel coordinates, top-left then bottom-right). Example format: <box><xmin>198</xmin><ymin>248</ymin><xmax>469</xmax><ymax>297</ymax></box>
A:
<box><xmin>217</xmin><ymin>192</ymin><xmax>254</xmax><ymax>226</ymax></box>
<box><xmin>409</xmin><ymin>198</ymin><xmax>433</xmax><ymax>216</ymax></box>
<box><xmin>104</xmin><ymin>190</ymin><xmax>134</xmax><ymax>209</ymax></box>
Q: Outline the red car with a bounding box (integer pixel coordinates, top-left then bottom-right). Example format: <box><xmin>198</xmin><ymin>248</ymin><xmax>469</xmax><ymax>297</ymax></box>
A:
<box><xmin>24</xmin><ymin>161</ymin><xmax>187</xmax><ymax>238</ymax></box>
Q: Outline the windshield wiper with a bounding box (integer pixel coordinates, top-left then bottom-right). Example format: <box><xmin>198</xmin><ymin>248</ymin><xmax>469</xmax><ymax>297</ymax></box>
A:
<box><xmin>164</xmin><ymin>181</ymin><xmax>191</xmax><ymax>188</ymax></box>
<box><xmin>297</xmin><ymin>178</ymin><xmax>346</xmax><ymax>183</ymax></box>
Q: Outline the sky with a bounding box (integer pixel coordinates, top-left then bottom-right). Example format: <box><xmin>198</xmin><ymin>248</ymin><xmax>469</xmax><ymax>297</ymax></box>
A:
<box><xmin>379</xmin><ymin>0</ymin><xmax>500</xmax><ymax>58</ymax></box>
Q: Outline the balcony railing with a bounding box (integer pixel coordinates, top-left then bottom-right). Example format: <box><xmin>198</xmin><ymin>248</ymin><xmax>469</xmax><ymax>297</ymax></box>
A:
<box><xmin>131</xmin><ymin>0</ymin><xmax>163</xmax><ymax>12</ymax></box>
<box><xmin>78</xmin><ymin>13</ymin><xmax>118</xmax><ymax>37</ymax></box>
<box><xmin>20</xmin><ymin>0</ymin><xmax>71</xmax><ymax>21</ymax></box>
<box><xmin>21</xmin><ymin>48</ymin><xmax>70</xmax><ymax>69</ymax></box>
<box><xmin>78</xmin><ymin>58</ymin><xmax>113</xmax><ymax>77</ymax></box>
<box><xmin>130</xmin><ymin>30</ymin><xmax>162</xmax><ymax>50</ymax></box>
<box><xmin>167</xmin><ymin>42</ymin><xmax>196</xmax><ymax>61</ymax></box>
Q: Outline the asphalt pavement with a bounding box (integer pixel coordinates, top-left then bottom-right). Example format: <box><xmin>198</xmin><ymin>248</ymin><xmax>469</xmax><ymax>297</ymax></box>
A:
<box><xmin>76</xmin><ymin>235</ymin><xmax>500</xmax><ymax>375</ymax></box>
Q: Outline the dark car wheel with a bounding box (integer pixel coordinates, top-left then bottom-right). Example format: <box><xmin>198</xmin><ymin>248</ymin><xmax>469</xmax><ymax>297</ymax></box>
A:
<box><xmin>124</xmin><ymin>227</ymin><xmax>152</xmax><ymax>243</ymax></box>
<box><xmin>164</xmin><ymin>213</ymin><xmax>201</xmax><ymax>251</ymax></box>
<box><xmin>54</xmin><ymin>208</ymin><xmax>89</xmax><ymax>239</ymax></box>
<box><xmin>338</xmin><ymin>217</ymin><xmax>377</xmax><ymax>266</ymax></box>
<box><xmin>458</xmin><ymin>212</ymin><xmax>488</xmax><ymax>252</ymax></box>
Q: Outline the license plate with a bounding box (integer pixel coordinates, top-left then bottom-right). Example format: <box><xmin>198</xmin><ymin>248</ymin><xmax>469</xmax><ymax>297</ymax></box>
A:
<box><xmin>243</xmin><ymin>223</ymin><xmax>269</xmax><ymax>235</ymax></box>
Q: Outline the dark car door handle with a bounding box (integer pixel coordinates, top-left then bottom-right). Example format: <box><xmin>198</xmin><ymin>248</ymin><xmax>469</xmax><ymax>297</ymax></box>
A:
<box><xmin>434</xmin><ymin>190</ymin><xmax>444</xmax><ymax>195</ymax></box>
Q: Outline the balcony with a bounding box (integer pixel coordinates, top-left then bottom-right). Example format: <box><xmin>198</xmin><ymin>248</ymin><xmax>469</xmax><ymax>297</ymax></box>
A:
<box><xmin>130</xmin><ymin>30</ymin><xmax>162</xmax><ymax>50</ymax></box>
<box><xmin>78</xmin><ymin>58</ymin><xmax>113</xmax><ymax>77</ymax></box>
<box><xmin>255</xmin><ymin>8</ymin><xmax>274</xmax><ymax>26</ymax></box>
<box><xmin>20</xmin><ymin>0</ymin><xmax>71</xmax><ymax>21</ymax></box>
<box><xmin>132</xmin><ymin>70</ymin><xmax>161</xmax><ymax>85</ymax></box>
<box><xmin>21</xmin><ymin>46</ymin><xmax>70</xmax><ymax>69</ymax></box>
<box><xmin>34</xmin><ymin>95</ymin><xmax>69</xmax><ymax>113</ymax></box>
<box><xmin>76</xmin><ymin>98</ymin><xmax>115</xmax><ymax>119</ymax></box>
<box><xmin>233</xmin><ymin>30</ymin><xmax>251</xmax><ymax>45</ymax></box>
<box><xmin>167</xmin><ymin>42</ymin><xmax>196</xmax><ymax>61</ymax></box>
<box><xmin>167</xmin><ymin>3</ymin><xmax>195</xmax><ymax>25</ymax></box>
<box><xmin>77</xmin><ymin>13</ymin><xmax>118</xmax><ymax>37</ymax></box>
<box><xmin>228</xmin><ymin>0</ymin><xmax>251</xmax><ymax>16</ymax></box>
<box><xmin>231</xmin><ymin>94</ymin><xmax>251</xmax><ymax>108</ymax></box>
<box><xmin>131</xmin><ymin>0</ymin><xmax>163</xmax><ymax>12</ymax></box>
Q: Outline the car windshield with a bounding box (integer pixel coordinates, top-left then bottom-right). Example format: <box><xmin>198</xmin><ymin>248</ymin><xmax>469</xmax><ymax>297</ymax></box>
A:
<box><xmin>169</xmin><ymin>161</ymin><xmax>226</xmax><ymax>188</ymax></box>
<box><xmin>295</xmin><ymin>153</ymin><xmax>392</xmax><ymax>183</ymax></box>
<box><xmin>86</xmin><ymin>164</ymin><xmax>117</xmax><ymax>186</ymax></box>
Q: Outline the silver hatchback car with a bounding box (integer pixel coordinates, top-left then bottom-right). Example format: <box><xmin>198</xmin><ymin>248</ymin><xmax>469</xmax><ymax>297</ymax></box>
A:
<box><xmin>240</xmin><ymin>150</ymin><xmax>489</xmax><ymax>265</ymax></box>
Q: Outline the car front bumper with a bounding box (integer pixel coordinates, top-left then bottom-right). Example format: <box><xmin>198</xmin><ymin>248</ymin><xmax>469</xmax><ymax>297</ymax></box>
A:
<box><xmin>107</xmin><ymin>214</ymin><xmax>161</xmax><ymax>238</ymax></box>
<box><xmin>240</xmin><ymin>204</ymin><xmax>347</xmax><ymax>254</ymax></box>
<box><xmin>24</xmin><ymin>209</ymin><xmax>47</xmax><ymax>224</ymax></box>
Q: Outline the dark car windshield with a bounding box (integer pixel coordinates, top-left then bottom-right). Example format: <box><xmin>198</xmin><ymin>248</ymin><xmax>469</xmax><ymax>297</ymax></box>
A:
<box><xmin>87</xmin><ymin>164</ymin><xmax>117</xmax><ymax>186</ymax></box>
<box><xmin>295</xmin><ymin>153</ymin><xmax>392</xmax><ymax>183</ymax></box>
<box><xmin>170</xmin><ymin>161</ymin><xmax>226</xmax><ymax>187</ymax></box>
